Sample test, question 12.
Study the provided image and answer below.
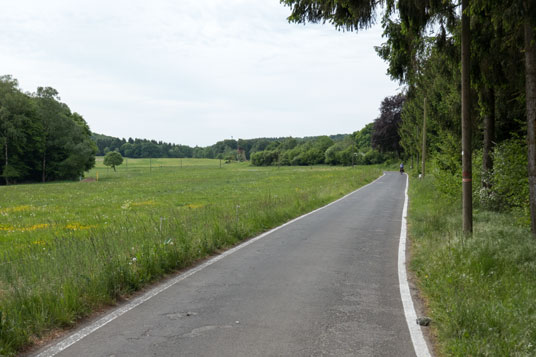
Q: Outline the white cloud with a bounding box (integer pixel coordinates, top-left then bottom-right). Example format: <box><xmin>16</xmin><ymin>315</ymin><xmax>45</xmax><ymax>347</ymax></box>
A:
<box><xmin>0</xmin><ymin>0</ymin><xmax>399</xmax><ymax>146</ymax></box>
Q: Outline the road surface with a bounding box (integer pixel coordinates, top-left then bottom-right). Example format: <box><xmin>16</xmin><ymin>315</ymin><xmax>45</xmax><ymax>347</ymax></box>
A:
<box><xmin>36</xmin><ymin>171</ymin><xmax>420</xmax><ymax>356</ymax></box>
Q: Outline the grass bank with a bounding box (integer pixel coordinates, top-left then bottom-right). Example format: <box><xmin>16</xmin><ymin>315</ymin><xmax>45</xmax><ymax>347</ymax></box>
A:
<box><xmin>0</xmin><ymin>159</ymin><xmax>383</xmax><ymax>355</ymax></box>
<box><xmin>408</xmin><ymin>176</ymin><xmax>536</xmax><ymax>356</ymax></box>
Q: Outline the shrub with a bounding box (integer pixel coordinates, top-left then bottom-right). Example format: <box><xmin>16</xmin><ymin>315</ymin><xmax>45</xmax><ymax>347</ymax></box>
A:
<box><xmin>362</xmin><ymin>149</ymin><xmax>384</xmax><ymax>165</ymax></box>
<box><xmin>492</xmin><ymin>138</ymin><xmax>529</xmax><ymax>216</ymax></box>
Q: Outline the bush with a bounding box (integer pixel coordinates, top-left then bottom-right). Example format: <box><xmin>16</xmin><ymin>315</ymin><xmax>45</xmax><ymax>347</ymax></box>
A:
<box><xmin>250</xmin><ymin>150</ymin><xmax>279</xmax><ymax>166</ymax></box>
<box><xmin>428</xmin><ymin>136</ymin><xmax>528</xmax><ymax>225</ymax></box>
<box><xmin>428</xmin><ymin>133</ymin><xmax>462</xmax><ymax>200</ymax></box>
<box><xmin>492</xmin><ymin>138</ymin><xmax>529</xmax><ymax>216</ymax></box>
<box><xmin>325</xmin><ymin>145</ymin><xmax>342</xmax><ymax>165</ymax></box>
<box><xmin>338</xmin><ymin>146</ymin><xmax>355</xmax><ymax>166</ymax></box>
<box><xmin>362</xmin><ymin>149</ymin><xmax>384</xmax><ymax>165</ymax></box>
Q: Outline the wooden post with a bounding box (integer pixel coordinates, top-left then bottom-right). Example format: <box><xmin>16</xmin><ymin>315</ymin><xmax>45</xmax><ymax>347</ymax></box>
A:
<box><xmin>462</xmin><ymin>0</ymin><xmax>473</xmax><ymax>234</ymax></box>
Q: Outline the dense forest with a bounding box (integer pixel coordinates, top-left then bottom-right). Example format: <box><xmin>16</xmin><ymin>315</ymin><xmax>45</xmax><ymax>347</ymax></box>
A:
<box><xmin>92</xmin><ymin>133</ymin><xmax>194</xmax><ymax>159</ymax></box>
<box><xmin>0</xmin><ymin>75</ymin><xmax>96</xmax><ymax>185</ymax></box>
<box><xmin>92</xmin><ymin>132</ymin><xmax>389</xmax><ymax>166</ymax></box>
<box><xmin>282</xmin><ymin>0</ymin><xmax>535</xmax><ymax>231</ymax></box>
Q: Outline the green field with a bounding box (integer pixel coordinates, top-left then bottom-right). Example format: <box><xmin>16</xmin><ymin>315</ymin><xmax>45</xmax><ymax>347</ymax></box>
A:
<box><xmin>0</xmin><ymin>158</ymin><xmax>383</xmax><ymax>355</ymax></box>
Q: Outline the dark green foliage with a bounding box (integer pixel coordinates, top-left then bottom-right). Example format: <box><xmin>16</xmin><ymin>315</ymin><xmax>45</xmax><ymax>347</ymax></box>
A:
<box><xmin>371</xmin><ymin>93</ymin><xmax>405</xmax><ymax>154</ymax></box>
<box><xmin>325</xmin><ymin>142</ymin><xmax>351</xmax><ymax>165</ymax></box>
<box><xmin>472</xmin><ymin>139</ymin><xmax>530</xmax><ymax>220</ymax></box>
<box><xmin>0</xmin><ymin>75</ymin><xmax>96</xmax><ymax>184</ymax></box>
<box><xmin>140</xmin><ymin>142</ymin><xmax>161</xmax><ymax>158</ymax></box>
<box><xmin>492</xmin><ymin>139</ymin><xmax>529</xmax><ymax>212</ymax></box>
<box><xmin>251</xmin><ymin>150</ymin><xmax>280</xmax><ymax>166</ymax></box>
<box><xmin>93</xmin><ymin>134</ymin><xmax>194</xmax><ymax>159</ymax></box>
<box><xmin>92</xmin><ymin>134</ymin><xmax>126</xmax><ymax>156</ymax></box>
<box><xmin>354</xmin><ymin>123</ymin><xmax>373</xmax><ymax>151</ymax></box>
<box><xmin>0</xmin><ymin>76</ymin><xmax>39</xmax><ymax>184</ymax></box>
<box><xmin>252</xmin><ymin>136</ymin><xmax>333</xmax><ymax>166</ymax></box>
<box><xmin>281</xmin><ymin>0</ymin><xmax>381</xmax><ymax>32</ymax></box>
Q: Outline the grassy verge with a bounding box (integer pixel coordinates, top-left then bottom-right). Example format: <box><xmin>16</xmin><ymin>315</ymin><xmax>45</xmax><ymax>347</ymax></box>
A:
<box><xmin>408</xmin><ymin>175</ymin><xmax>536</xmax><ymax>356</ymax></box>
<box><xmin>0</xmin><ymin>160</ymin><xmax>383</xmax><ymax>355</ymax></box>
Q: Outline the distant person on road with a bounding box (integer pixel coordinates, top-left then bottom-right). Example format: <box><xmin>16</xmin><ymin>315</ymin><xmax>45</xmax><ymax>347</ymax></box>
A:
<box><xmin>399</xmin><ymin>162</ymin><xmax>404</xmax><ymax>175</ymax></box>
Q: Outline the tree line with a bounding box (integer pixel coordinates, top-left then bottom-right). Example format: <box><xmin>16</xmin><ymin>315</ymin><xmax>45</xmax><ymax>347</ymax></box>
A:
<box><xmin>250</xmin><ymin>92</ymin><xmax>405</xmax><ymax>166</ymax></box>
<box><xmin>93</xmin><ymin>133</ymin><xmax>194</xmax><ymax>159</ymax></box>
<box><xmin>281</xmin><ymin>0</ymin><xmax>535</xmax><ymax>232</ymax></box>
<box><xmin>251</xmin><ymin>122</ymin><xmax>399</xmax><ymax>167</ymax></box>
<box><xmin>93</xmin><ymin>132</ymin><xmax>385</xmax><ymax>165</ymax></box>
<box><xmin>0</xmin><ymin>75</ymin><xmax>96</xmax><ymax>185</ymax></box>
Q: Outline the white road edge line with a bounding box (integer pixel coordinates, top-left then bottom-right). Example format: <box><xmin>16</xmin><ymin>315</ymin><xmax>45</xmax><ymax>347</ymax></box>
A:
<box><xmin>36</xmin><ymin>172</ymin><xmax>386</xmax><ymax>357</ymax></box>
<box><xmin>398</xmin><ymin>174</ymin><xmax>432</xmax><ymax>357</ymax></box>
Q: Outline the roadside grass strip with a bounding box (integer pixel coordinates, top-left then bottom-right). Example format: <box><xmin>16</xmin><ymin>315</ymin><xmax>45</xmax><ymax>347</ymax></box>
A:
<box><xmin>408</xmin><ymin>176</ymin><xmax>536</xmax><ymax>356</ymax></box>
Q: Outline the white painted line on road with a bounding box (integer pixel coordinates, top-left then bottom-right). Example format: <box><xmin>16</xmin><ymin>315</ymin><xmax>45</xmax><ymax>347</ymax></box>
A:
<box><xmin>398</xmin><ymin>174</ymin><xmax>432</xmax><ymax>357</ymax></box>
<box><xmin>36</xmin><ymin>172</ymin><xmax>386</xmax><ymax>357</ymax></box>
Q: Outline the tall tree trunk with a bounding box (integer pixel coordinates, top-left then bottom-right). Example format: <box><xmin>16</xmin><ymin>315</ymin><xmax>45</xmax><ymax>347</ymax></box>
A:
<box><xmin>524</xmin><ymin>3</ymin><xmax>536</xmax><ymax>234</ymax></box>
<box><xmin>462</xmin><ymin>0</ymin><xmax>473</xmax><ymax>234</ymax></box>
<box><xmin>422</xmin><ymin>97</ymin><xmax>427</xmax><ymax>178</ymax></box>
<box><xmin>482</xmin><ymin>87</ymin><xmax>495</xmax><ymax>190</ymax></box>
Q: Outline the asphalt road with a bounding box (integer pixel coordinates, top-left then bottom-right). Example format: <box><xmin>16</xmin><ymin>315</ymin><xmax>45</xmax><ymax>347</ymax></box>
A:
<box><xmin>37</xmin><ymin>171</ymin><xmax>416</xmax><ymax>357</ymax></box>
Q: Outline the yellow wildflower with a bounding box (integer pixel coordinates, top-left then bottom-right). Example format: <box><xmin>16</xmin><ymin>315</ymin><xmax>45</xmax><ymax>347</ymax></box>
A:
<box><xmin>0</xmin><ymin>205</ymin><xmax>34</xmax><ymax>214</ymax></box>
<box><xmin>65</xmin><ymin>223</ymin><xmax>96</xmax><ymax>230</ymax></box>
<box><xmin>185</xmin><ymin>203</ymin><xmax>204</xmax><ymax>209</ymax></box>
<box><xmin>20</xmin><ymin>224</ymin><xmax>50</xmax><ymax>232</ymax></box>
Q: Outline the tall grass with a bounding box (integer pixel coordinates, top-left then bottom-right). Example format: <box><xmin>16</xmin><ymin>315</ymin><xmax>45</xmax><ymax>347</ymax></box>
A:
<box><xmin>0</xmin><ymin>160</ymin><xmax>383</xmax><ymax>355</ymax></box>
<box><xmin>408</xmin><ymin>176</ymin><xmax>536</xmax><ymax>356</ymax></box>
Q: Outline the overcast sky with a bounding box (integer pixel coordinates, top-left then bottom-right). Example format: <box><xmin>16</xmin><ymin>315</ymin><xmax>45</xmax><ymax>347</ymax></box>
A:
<box><xmin>1</xmin><ymin>0</ymin><xmax>400</xmax><ymax>147</ymax></box>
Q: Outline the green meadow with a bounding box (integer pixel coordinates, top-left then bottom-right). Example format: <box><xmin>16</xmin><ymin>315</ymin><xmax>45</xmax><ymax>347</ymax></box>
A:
<box><xmin>0</xmin><ymin>158</ymin><xmax>383</xmax><ymax>355</ymax></box>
